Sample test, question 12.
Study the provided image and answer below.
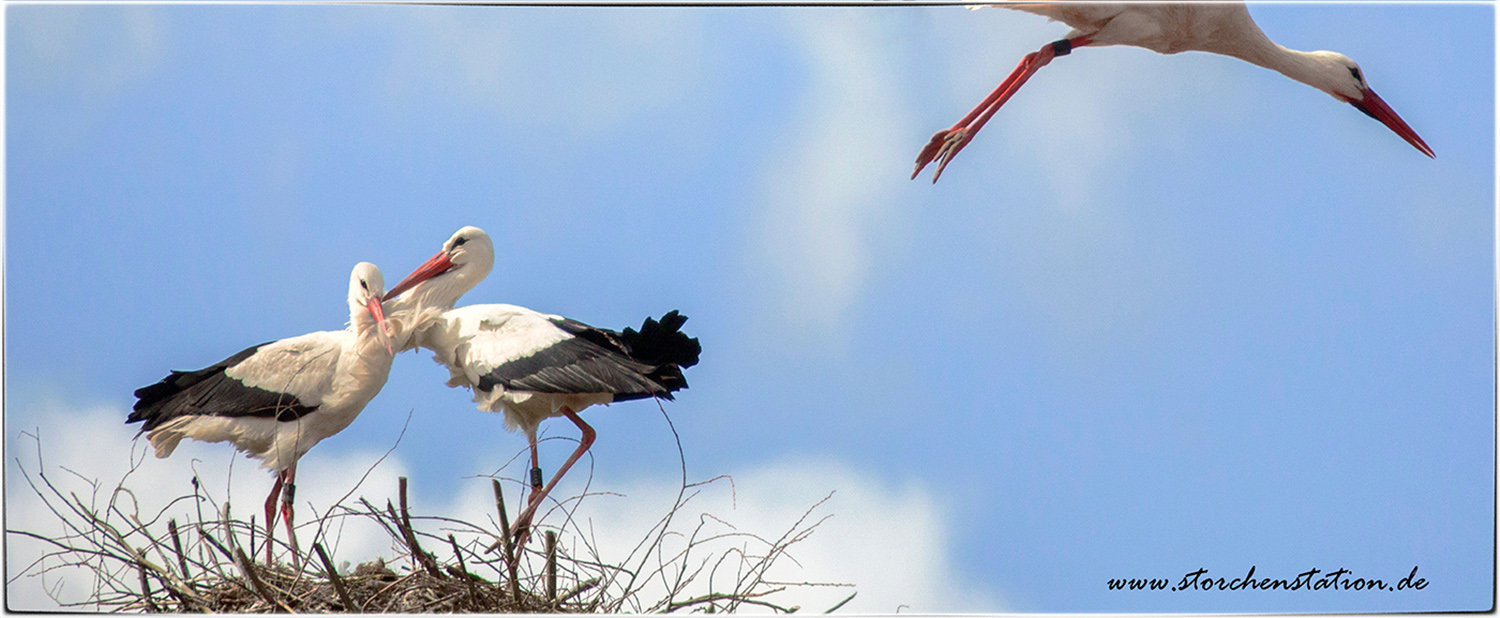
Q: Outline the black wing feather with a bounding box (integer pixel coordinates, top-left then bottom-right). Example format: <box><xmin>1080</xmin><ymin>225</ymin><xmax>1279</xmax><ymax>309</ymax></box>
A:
<box><xmin>477</xmin><ymin>311</ymin><xmax>700</xmax><ymax>401</ymax></box>
<box><xmin>129</xmin><ymin>342</ymin><xmax>319</xmax><ymax>431</ymax></box>
<box><xmin>477</xmin><ymin>336</ymin><xmax>668</xmax><ymax>399</ymax></box>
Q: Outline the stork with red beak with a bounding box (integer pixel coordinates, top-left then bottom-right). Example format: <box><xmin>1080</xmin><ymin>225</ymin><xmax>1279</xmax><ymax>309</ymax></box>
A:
<box><xmin>914</xmin><ymin>3</ymin><xmax>1434</xmax><ymax>182</ymax></box>
<box><xmin>129</xmin><ymin>262</ymin><xmax>397</xmax><ymax>564</ymax></box>
<box><xmin>382</xmin><ymin>227</ymin><xmax>700</xmax><ymax>549</ymax></box>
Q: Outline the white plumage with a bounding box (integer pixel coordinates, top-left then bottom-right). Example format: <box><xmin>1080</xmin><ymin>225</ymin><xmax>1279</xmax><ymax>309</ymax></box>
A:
<box><xmin>422</xmin><ymin>304</ymin><xmax>617</xmax><ymax>432</ymax></box>
<box><xmin>914</xmin><ymin>2</ymin><xmax>1434</xmax><ymax>181</ymax></box>
<box><xmin>383</xmin><ymin>226</ymin><xmax>700</xmax><ymax>547</ymax></box>
<box><xmin>130</xmin><ymin>262</ymin><xmax>396</xmax><ymax>563</ymax></box>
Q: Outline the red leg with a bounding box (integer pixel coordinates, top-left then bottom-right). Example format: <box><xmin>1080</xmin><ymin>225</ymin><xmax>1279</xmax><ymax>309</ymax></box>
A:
<box><xmin>280</xmin><ymin>463</ymin><xmax>301</xmax><ymax>566</ymax></box>
<box><xmin>527</xmin><ymin>430</ymin><xmax>544</xmax><ymax>507</ymax></box>
<box><xmin>913</xmin><ymin>36</ymin><xmax>1093</xmax><ymax>183</ymax></box>
<box><xmin>509</xmin><ymin>408</ymin><xmax>596</xmax><ymax>550</ymax></box>
<box><xmin>263</xmin><ymin>473</ymin><xmax>285</xmax><ymax>564</ymax></box>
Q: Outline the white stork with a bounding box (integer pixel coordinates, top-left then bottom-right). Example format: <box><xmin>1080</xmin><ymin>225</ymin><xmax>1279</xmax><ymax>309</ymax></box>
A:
<box><xmin>128</xmin><ymin>262</ymin><xmax>396</xmax><ymax>564</ymax></box>
<box><xmin>381</xmin><ymin>226</ymin><xmax>701</xmax><ymax>547</ymax></box>
<box><xmin>913</xmin><ymin>3</ymin><xmax>1435</xmax><ymax>182</ymax></box>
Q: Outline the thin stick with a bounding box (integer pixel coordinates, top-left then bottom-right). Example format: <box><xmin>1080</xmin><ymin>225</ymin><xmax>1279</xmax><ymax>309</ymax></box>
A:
<box><xmin>545</xmin><ymin>530</ymin><xmax>558</xmax><ymax>602</ymax></box>
<box><xmin>166</xmin><ymin>519</ymin><xmax>191</xmax><ymax>581</ymax></box>
<box><xmin>136</xmin><ymin>561</ymin><xmax>158</xmax><ymax>612</ymax></box>
<box><xmin>219</xmin><ymin>502</ymin><xmax>241</xmax><ymax>559</ymax></box>
<box><xmin>313</xmin><ymin>542</ymin><xmax>360</xmax><ymax>613</ymax></box>
<box><xmin>400</xmin><ymin>477</ymin><xmax>443</xmax><ymax>577</ymax></box>
<box><xmin>196</xmin><ymin>524</ymin><xmax>236</xmax><ymax>563</ymax></box>
<box><xmin>386</xmin><ymin>500</ymin><xmax>440</xmax><ymax>578</ymax></box>
<box><xmin>233</xmin><ymin>546</ymin><xmax>285</xmax><ymax>612</ymax></box>
<box><xmin>824</xmin><ymin>591</ymin><xmax>857</xmax><ymax>613</ymax></box>
<box><xmin>447</xmin><ymin>533</ymin><xmax>480</xmax><ymax>600</ymax></box>
<box><xmin>492</xmin><ymin>479</ymin><xmax>522</xmax><ymax>601</ymax></box>
<box><xmin>558</xmin><ymin>577</ymin><xmax>600</xmax><ymax>605</ymax></box>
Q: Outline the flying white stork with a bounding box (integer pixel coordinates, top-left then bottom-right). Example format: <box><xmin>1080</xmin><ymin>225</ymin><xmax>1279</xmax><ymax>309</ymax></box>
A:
<box><xmin>913</xmin><ymin>3</ymin><xmax>1435</xmax><ymax>182</ymax></box>
<box><xmin>381</xmin><ymin>226</ymin><xmax>701</xmax><ymax>548</ymax></box>
<box><xmin>128</xmin><ymin>262</ymin><xmax>396</xmax><ymax>564</ymax></box>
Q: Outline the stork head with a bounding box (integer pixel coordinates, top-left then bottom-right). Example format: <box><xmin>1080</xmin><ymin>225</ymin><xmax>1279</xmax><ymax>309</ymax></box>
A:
<box><xmin>1306</xmin><ymin>51</ymin><xmax>1433</xmax><ymax>158</ymax></box>
<box><xmin>349</xmin><ymin>262</ymin><xmax>394</xmax><ymax>354</ymax></box>
<box><xmin>383</xmin><ymin>226</ymin><xmax>494</xmax><ymax>309</ymax></box>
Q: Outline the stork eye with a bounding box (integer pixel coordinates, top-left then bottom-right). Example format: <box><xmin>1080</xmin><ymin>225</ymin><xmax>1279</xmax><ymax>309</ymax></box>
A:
<box><xmin>1348</xmin><ymin>66</ymin><xmax>1363</xmax><ymax>84</ymax></box>
<box><xmin>453</xmin><ymin>237</ymin><xmax>468</xmax><ymax>247</ymax></box>
<box><xmin>361</xmin><ymin>280</ymin><xmax>369</xmax><ymax>291</ymax></box>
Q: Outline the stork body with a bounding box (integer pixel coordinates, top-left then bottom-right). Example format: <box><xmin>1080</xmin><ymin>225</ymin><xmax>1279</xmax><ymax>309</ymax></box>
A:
<box><xmin>128</xmin><ymin>263</ymin><xmax>395</xmax><ymax>564</ymax></box>
<box><xmin>383</xmin><ymin>227</ymin><xmax>700</xmax><ymax>547</ymax></box>
<box><xmin>914</xmin><ymin>3</ymin><xmax>1434</xmax><ymax>182</ymax></box>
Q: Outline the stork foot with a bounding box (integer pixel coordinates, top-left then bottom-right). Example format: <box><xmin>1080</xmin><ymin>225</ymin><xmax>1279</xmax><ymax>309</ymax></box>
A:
<box><xmin>912</xmin><ymin>35</ymin><xmax>1090</xmax><ymax>183</ymax></box>
<box><xmin>912</xmin><ymin>128</ymin><xmax>972</xmax><ymax>183</ymax></box>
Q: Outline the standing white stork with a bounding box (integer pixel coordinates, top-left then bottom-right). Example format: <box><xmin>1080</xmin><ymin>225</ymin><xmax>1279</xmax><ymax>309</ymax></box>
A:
<box><xmin>913</xmin><ymin>3</ymin><xmax>1435</xmax><ymax>182</ymax></box>
<box><xmin>381</xmin><ymin>226</ymin><xmax>701</xmax><ymax>548</ymax></box>
<box><xmin>128</xmin><ymin>262</ymin><xmax>396</xmax><ymax>564</ymax></box>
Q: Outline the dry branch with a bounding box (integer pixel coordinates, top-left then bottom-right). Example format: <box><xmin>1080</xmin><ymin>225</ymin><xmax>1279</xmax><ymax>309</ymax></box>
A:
<box><xmin>8</xmin><ymin>421</ymin><xmax>850</xmax><ymax>614</ymax></box>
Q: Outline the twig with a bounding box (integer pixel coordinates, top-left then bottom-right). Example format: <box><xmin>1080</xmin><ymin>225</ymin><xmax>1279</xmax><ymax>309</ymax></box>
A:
<box><xmin>446</xmin><ymin>533</ymin><xmax>482</xmax><ymax>602</ymax></box>
<box><xmin>665</xmin><ymin>589</ymin><xmax>797</xmax><ymax>613</ymax></box>
<box><xmin>386</xmin><ymin>500</ymin><xmax>440</xmax><ymax>578</ymax></box>
<box><xmin>545</xmin><ymin>530</ymin><xmax>558</xmax><ymax>602</ymax></box>
<box><xmin>195</xmin><ymin>524</ymin><xmax>235</xmax><ymax>563</ymax></box>
<box><xmin>136</xmin><ymin>561</ymin><xmax>157</xmax><ymax>612</ymax></box>
<box><xmin>219</xmin><ymin>502</ymin><xmax>240</xmax><ymax>559</ymax></box>
<box><xmin>166</xmin><ymin>519</ymin><xmax>191</xmax><ymax>582</ymax></box>
<box><xmin>558</xmin><ymin>577</ymin><xmax>600</xmax><ymax>605</ymax></box>
<box><xmin>399</xmin><ymin>477</ymin><xmax>443</xmax><ymax>577</ymax></box>
<box><xmin>232</xmin><ymin>546</ymin><xmax>287</xmax><ymax>612</ymax></box>
<box><xmin>492</xmin><ymin>479</ymin><xmax>522</xmax><ymax>602</ymax></box>
<box><xmin>824</xmin><ymin>591</ymin><xmax>857</xmax><ymax>613</ymax></box>
<box><xmin>313</xmin><ymin>542</ymin><xmax>360</xmax><ymax>612</ymax></box>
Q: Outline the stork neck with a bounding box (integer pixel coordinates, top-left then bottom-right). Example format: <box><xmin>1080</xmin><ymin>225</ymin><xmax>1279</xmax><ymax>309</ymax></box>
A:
<box><xmin>1224</xmin><ymin>35</ymin><xmax>1341</xmax><ymax>96</ymax></box>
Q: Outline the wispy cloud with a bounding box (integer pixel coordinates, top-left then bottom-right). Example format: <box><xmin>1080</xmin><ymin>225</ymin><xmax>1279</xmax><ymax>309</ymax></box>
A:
<box><xmin>749</xmin><ymin>13</ymin><xmax>917</xmax><ymax>337</ymax></box>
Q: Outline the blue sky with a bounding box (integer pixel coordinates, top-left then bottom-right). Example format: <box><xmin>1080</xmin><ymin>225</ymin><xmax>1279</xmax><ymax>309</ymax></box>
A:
<box><xmin>6</xmin><ymin>3</ymin><xmax>1494</xmax><ymax>613</ymax></box>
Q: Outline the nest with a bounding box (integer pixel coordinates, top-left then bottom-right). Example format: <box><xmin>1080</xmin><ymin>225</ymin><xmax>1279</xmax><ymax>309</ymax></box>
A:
<box><xmin>184</xmin><ymin>556</ymin><xmax>559</xmax><ymax>613</ymax></box>
<box><xmin>9</xmin><ymin>422</ymin><xmax>855</xmax><ymax>613</ymax></box>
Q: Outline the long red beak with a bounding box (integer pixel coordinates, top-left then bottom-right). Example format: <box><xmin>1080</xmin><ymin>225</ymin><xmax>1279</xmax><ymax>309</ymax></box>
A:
<box><xmin>366</xmin><ymin>296</ymin><xmax>393</xmax><ymax>354</ymax></box>
<box><xmin>1349</xmin><ymin>88</ymin><xmax>1434</xmax><ymax>159</ymax></box>
<box><xmin>383</xmin><ymin>251</ymin><xmax>454</xmax><ymax>301</ymax></box>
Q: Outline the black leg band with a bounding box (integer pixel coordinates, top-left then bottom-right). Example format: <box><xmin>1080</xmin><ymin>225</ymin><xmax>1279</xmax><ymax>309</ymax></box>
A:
<box><xmin>530</xmin><ymin>467</ymin><xmax>544</xmax><ymax>489</ymax></box>
<box><xmin>1051</xmin><ymin>39</ymin><xmax>1073</xmax><ymax>56</ymax></box>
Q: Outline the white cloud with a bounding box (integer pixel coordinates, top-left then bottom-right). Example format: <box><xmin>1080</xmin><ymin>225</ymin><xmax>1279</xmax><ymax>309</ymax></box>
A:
<box><xmin>432</xmin><ymin>457</ymin><xmax>1003</xmax><ymax>613</ymax></box>
<box><xmin>577</xmin><ymin>458</ymin><xmax>1003</xmax><ymax>613</ymax></box>
<box><xmin>6</xmin><ymin>400</ymin><xmax>999</xmax><ymax>613</ymax></box>
<box><xmin>751</xmin><ymin>14</ymin><xmax>917</xmax><ymax>336</ymax></box>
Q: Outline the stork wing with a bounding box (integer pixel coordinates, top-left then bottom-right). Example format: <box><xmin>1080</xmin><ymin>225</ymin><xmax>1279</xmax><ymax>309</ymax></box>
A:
<box><xmin>446</xmin><ymin>306</ymin><xmax>664</xmax><ymax>397</ymax></box>
<box><xmin>220</xmin><ymin>331</ymin><xmax>344</xmax><ymax>408</ymax></box>
<box><xmin>129</xmin><ymin>332</ymin><xmax>343</xmax><ymax>430</ymax></box>
<box><xmin>977</xmin><ymin>3</ymin><xmax>1127</xmax><ymax>31</ymax></box>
